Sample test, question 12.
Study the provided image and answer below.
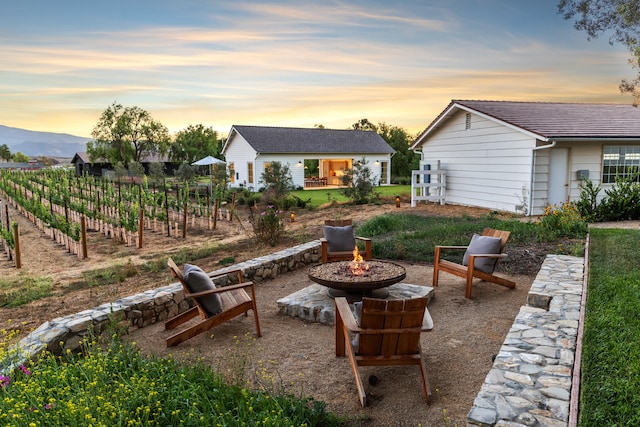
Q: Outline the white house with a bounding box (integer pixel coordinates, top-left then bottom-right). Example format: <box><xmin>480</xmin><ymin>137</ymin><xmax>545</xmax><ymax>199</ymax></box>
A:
<box><xmin>410</xmin><ymin>100</ymin><xmax>640</xmax><ymax>216</ymax></box>
<box><xmin>221</xmin><ymin>125</ymin><xmax>395</xmax><ymax>190</ymax></box>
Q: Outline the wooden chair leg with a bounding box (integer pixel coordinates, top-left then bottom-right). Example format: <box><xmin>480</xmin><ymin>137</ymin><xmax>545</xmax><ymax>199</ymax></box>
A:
<box><xmin>345</xmin><ymin>335</ymin><xmax>367</xmax><ymax>407</ymax></box>
<box><xmin>433</xmin><ymin>247</ymin><xmax>441</xmax><ymax>287</ymax></box>
<box><xmin>418</xmin><ymin>346</ymin><xmax>431</xmax><ymax>403</ymax></box>
<box><xmin>165</xmin><ymin>306</ymin><xmax>199</xmax><ymax>330</ymax></box>
<box><xmin>465</xmin><ymin>265</ymin><xmax>474</xmax><ymax>299</ymax></box>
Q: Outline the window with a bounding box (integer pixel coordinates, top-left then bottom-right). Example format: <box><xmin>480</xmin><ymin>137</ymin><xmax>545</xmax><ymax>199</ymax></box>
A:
<box><xmin>380</xmin><ymin>161</ymin><xmax>388</xmax><ymax>184</ymax></box>
<box><xmin>602</xmin><ymin>146</ymin><xmax>640</xmax><ymax>183</ymax></box>
<box><xmin>247</xmin><ymin>162</ymin><xmax>254</xmax><ymax>184</ymax></box>
<box><xmin>228</xmin><ymin>162</ymin><xmax>235</xmax><ymax>183</ymax></box>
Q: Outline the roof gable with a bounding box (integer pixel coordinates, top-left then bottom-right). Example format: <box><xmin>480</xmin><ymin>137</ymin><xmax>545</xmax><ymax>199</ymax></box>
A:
<box><xmin>413</xmin><ymin>100</ymin><xmax>640</xmax><ymax>148</ymax></box>
<box><xmin>224</xmin><ymin>125</ymin><xmax>394</xmax><ymax>155</ymax></box>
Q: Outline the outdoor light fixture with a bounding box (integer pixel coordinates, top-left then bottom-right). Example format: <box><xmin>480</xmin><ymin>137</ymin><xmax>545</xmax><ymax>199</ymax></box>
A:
<box><xmin>296</xmin><ymin>161</ymin><xmax>303</xmax><ymax>167</ymax></box>
<box><xmin>374</xmin><ymin>160</ymin><xmax>380</xmax><ymax>165</ymax></box>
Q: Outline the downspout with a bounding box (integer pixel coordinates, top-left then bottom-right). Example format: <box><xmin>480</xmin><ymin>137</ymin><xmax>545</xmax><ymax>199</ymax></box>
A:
<box><xmin>529</xmin><ymin>140</ymin><xmax>557</xmax><ymax>216</ymax></box>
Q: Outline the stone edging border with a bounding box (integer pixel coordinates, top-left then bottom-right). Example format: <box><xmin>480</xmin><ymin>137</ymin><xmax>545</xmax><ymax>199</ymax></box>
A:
<box><xmin>466</xmin><ymin>252</ymin><xmax>586</xmax><ymax>427</ymax></box>
<box><xmin>4</xmin><ymin>241</ymin><xmax>321</xmax><ymax>372</ymax></box>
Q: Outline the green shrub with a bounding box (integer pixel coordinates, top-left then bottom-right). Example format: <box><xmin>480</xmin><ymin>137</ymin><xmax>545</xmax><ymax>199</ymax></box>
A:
<box><xmin>575</xmin><ymin>179</ymin><xmax>602</xmax><ymax>222</ymax></box>
<box><xmin>248</xmin><ymin>205</ymin><xmax>285</xmax><ymax>246</ymax></box>
<box><xmin>598</xmin><ymin>174</ymin><xmax>640</xmax><ymax>221</ymax></box>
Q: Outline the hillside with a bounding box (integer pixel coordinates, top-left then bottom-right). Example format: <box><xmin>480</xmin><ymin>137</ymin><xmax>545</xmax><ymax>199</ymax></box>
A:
<box><xmin>0</xmin><ymin>124</ymin><xmax>88</xmax><ymax>157</ymax></box>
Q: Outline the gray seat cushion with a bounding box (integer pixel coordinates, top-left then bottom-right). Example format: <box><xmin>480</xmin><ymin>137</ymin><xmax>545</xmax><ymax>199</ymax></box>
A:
<box><xmin>183</xmin><ymin>264</ymin><xmax>223</xmax><ymax>316</ymax></box>
<box><xmin>462</xmin><ymin>234</ymin><xmax>503</xmax><ymax>274</ymax></box>
<box><xmin>323</xmin><ymin>225</ymin><xmax>356</xmax><ymax>252</ymax></box>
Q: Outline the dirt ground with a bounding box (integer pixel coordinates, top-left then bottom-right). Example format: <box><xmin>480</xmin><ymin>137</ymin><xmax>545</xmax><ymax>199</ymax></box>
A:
<box><xmin>1</xmin><ymin>197</ymin><xmax>545</xmax><ymax>426</ymax></box>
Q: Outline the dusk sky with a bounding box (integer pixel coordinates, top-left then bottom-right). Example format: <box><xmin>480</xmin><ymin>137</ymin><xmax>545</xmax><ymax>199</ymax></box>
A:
<box><xmin>0</xmin><ymin>0</ymin><xmax>633</xmax><ymax>139</ymax></box>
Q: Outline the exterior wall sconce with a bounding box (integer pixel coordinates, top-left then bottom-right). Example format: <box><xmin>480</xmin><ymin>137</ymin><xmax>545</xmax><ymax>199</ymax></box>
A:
<box><xmin>296</xmin><ymin>161</ymin><xmax>303</xmax><ymax>167</ymax></box>
<box><xmin>374</xmin><ymin>160</ymin><xmax>380</xmax><ymax>165</ymax></box>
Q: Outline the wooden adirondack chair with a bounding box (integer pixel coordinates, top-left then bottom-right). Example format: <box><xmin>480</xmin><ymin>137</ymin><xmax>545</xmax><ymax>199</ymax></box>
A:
<box><xmin>432</xmin><ymin>228</ymin><xmax>516</xmax><ymax>299</ymax></box>
<box><xmin>320</xmin><ymin>219</ymin><xmax>372</xmax><ymax>262</ymax></box>
<box><xmin>335</xmin><ymin>296</ymin><xmax>433</xmax><ymax>407</ymax></box>
<box><xmin>165</xmin><ymin>258</ymin><xmax>261</xmax><ymax>347</ymax></box>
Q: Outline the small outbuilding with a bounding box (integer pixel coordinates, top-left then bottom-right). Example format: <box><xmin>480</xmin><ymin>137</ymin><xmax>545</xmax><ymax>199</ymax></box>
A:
<box><xmin>221</xmin><ymin>125</ymin><xmax>395</xmax><ymax>190</ymax></box>
<box><xmin>71</xmin><ymin>152</ymin><xmax>177</xmax><ymax>178</ymax></box>
<box><xmin>410</xmin><ymin>100</ymin><xmax>640</xmax><ymax>216</ymax></box>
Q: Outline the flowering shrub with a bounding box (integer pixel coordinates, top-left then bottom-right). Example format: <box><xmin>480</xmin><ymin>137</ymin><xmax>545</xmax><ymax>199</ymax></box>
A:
<box><xmin>248</xmin><ymin>205</ymin><xmax>285</xmax><ymax>246</ymax></box>
<box><xmin>538</xmin><ymin>202</ymin><xmax>588</xmax><ymax>239</ymax></box>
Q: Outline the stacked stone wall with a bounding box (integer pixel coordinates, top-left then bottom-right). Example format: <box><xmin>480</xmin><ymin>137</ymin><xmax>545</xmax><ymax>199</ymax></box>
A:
<box><xmin>8</xmin><ymin>241</ymin><xmax>320</xmax><ymax>369</ymax></box>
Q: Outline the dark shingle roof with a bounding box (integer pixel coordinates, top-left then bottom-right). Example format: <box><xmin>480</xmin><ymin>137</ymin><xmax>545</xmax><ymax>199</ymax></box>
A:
<box><xmin>416</xmin><ymin>100</ymin><xmax>640</xmax><ymax>143</ymax></box>
<box><xmin>228</xmin><ymin>125</ymin><xmax>395</xmax><ymax>154</ymax></box>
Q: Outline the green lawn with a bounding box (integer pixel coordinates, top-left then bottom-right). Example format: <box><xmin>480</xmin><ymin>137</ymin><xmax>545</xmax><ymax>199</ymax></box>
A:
<box><xmin>291</xmin><ymin>185</ymin><xmax>411</xmax><ymax>207</ymax></box>
<box><xmin>579</xmin><ymin>228</ymin><xmax>640</xmax><ymax>426</ymax></box>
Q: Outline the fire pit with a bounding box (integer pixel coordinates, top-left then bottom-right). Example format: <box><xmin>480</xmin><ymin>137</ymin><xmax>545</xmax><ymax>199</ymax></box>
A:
<box><xmin>308</xmin><ymin>258</ymin><xmax>406</xmax><ymax>300</ymax></box>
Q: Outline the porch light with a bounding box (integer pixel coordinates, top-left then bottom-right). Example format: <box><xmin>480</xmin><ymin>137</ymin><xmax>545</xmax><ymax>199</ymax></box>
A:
<box><xmin>296</xmin><ymin>161</ymin><xmax>303</xmax><ymax>167</ymax></box>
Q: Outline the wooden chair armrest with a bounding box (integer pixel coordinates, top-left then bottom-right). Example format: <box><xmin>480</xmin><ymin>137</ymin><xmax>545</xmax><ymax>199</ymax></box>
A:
<box><xmin>468</xmin><ymin>253</ymin><xmax>508</xmax><ymax>259</ymax></box>
<box><xmin>434</xmin><ymin>245</ymin><xmax>468</xmax><ymax>250</ymax></box>
<box><xmin>185</xmin><ymin>281</ymin><xmax>255</xmax><ymax>299</ymax></box>
<box><xmin>209</xmin><ymin>268</ymin><xmax>244</xmax><ymax>283</ymax></box>
<box><xmin>335</xmin><ymin>297</ymin><xmax>361</xmax><ymax>332</ymax></box>
<box><xmin>355</xmin><ymin>236</ymin><xmax>371</xmax><ymax>242</ymax></box>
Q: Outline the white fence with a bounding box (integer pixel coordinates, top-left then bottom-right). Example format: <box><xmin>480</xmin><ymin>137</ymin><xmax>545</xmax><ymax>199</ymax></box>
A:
<box><xmin>410</xmin><ymin>168</ymin><xmax>446</xmax><ymax>207</ymax></box>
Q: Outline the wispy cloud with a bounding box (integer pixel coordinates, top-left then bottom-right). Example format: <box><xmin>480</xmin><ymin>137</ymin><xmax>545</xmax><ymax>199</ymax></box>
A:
<box><xmin>0</xmin><ymin>0</ymin><xmax>632</xmax><ymax>136</ymax></box>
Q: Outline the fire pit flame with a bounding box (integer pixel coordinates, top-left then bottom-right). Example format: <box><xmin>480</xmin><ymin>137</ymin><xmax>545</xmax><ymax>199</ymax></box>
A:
<box><xmin>349</xmin><ymin>246</ymin><xmax>370</xmax><ymax>276</ymax></box>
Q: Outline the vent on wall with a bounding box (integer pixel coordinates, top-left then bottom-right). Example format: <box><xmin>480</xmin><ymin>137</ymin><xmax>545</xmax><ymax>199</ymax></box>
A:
<box><xmin>465</xmin><ymin>113</ymin><xmax>471</xmax><ymax>130</ymax></box>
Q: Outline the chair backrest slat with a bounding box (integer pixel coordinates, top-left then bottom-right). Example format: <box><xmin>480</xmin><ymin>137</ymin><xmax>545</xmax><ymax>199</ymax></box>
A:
<box><xmin>358</xmin><ymin>297</ymin><xmax>427</xmax><ymax>356</ymax></box>
<box><xmin>482</xmin><ymin>228</ymin><xmax>510</xmax><ymax>252</ymax></box>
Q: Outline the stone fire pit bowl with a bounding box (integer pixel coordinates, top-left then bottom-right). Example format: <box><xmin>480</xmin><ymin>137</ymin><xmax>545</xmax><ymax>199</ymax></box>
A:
<box><xmin>308</xmin><ymin>260</ymin><xmax>406</xmax><ymax>300</ymax></box>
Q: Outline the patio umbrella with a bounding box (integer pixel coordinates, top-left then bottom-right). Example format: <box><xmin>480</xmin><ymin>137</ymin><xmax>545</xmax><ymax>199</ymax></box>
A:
<box><xmin>191</xmin><ymin>155</ymin><xmax>226</xmax><ymax>166</ymax></box>
<box><xmin>191</xmin><ymin>156</ymin><xmax>226</xmax><ymax>193</ymax></box>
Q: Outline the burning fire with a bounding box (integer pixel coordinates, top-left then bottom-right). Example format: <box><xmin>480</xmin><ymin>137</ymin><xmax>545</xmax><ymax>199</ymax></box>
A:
<box><xmin>349</xmin><ymin>246</ymin><xmax>370</xmax><ymax>276</ymax></box>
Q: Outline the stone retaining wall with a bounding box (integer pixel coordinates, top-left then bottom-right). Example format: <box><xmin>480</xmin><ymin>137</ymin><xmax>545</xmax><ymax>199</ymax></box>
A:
<box><xmin>466</xmin><ymin>254</ymin><xmax>584</xmax><ymax>427</ymax></box>
<box><xmin>7</xmin><ymin>241</ymin><xmax>320</xmax><ymax>370</ymax></box>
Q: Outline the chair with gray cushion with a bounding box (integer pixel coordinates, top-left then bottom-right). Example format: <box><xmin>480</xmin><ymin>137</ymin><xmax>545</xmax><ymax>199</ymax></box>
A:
<box><xmin>320</xmin><ymin>219</ymin><xmax>372</xmax><ymax>262</ymax></box>
<box><xmin>432</xmin><ymin>228</ymin><xmax>516</xmax><ymax>298</ymax></box>
<box><xmin>165</xmin><ymin>258</ymin><xmax>261</xmax><ymax>347</ymax></box>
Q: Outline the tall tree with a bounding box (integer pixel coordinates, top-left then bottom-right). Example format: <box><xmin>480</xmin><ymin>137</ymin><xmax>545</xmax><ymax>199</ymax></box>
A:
<box><xmin>0</xmin><ymin>144</ymin><xmax>11</xmax><ymax>161</ymax></box>
<box><xmin>351</xmin><ymin>118</ymin><xmax>419</xmax><ymax>181</ymax></box>
<box><xmin>559</xmin><ymin>0</ymin><xmax>640</xmax><ymax>101</ymax></box>
<box><xmin>376</xmin><ymin>122</ymin><xmax>420</xmax><ymax>179</ymax></box>
<box><xmin>87</xmin><ymin>102</ymin><xmax>170</xmax><ymax>167</ymax></box>
<box><xmin>12</xmin><ymin>152</ymin><xmax>29</xmax><ymax>162</ymax></box>
<box><xmin>170</xmin><ymin>124</ymin><xmax>220</xmax><ymax>165</ymax></box>
<box><xmin>351</xmin><ymin>118</ymin><xmax>378</xmax><ymax>132</ymax></box>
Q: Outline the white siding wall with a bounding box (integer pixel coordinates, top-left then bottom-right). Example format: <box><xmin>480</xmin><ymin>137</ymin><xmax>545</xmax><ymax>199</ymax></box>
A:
<box><xmin>531</xmin><ymin>142</ymin><xmax>604</xmax><ymax>215</ymax></box>
<box><xmin>255</xmin><ymin>154</ymin><xmax>305</xmax><ymax>189</ymax></box>
<box><xmin>418</xmin><ymin>111</ymin><xmax>536</xmax><ymax>214</ymax></box>
<box><xmin>224</xmin><ymin>134</ymin><xmax>257</xmax><ymax>188</ymax></box>
<box><xmin>567</xmin><ymin>142</ymin><xmax>602</xmax><ymax>200</ymax></box>
<box><xmin>531</xmin><ymin>149</ymin><xmax>550</xmax><ymax>215</ymax></box>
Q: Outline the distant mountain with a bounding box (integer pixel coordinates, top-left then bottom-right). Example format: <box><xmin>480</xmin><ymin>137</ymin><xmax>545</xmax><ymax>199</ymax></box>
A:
<box><xmin>0</xmin><ymin>124</ymin><xmax>89</xmax><ymax>157</ymax></box>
